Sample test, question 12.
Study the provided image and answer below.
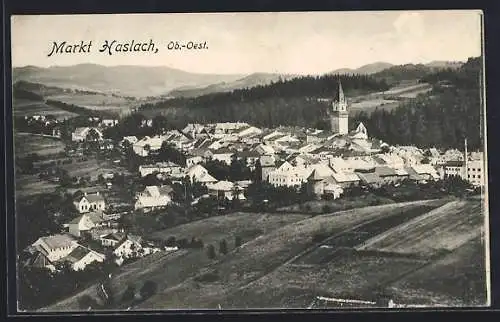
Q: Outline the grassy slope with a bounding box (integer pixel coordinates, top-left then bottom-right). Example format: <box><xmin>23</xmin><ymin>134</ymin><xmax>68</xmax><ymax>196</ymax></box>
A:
<box><xmin>41</xmin><ymin>212</ymin><xmax>310</xmax><ymax>311</ymax></box>
<box><xmin>137</xmin><ymin>200</ymin><xmax>443</xmax><ymax>309</ymax></box>
<box><xmin>356</xmin><ymin>200</ymin><xmax>483</xmax><ymax>257</ymax></box>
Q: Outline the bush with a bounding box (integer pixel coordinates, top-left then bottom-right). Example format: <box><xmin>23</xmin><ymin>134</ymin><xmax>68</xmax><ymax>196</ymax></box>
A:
<box><xmin>219</xmin><ymin>239</ymin><xmax>228</xmax><ymax>255</ymax></box>
<box><xmin>322</xmin><ymin>205</ymin><xmax>332</xmax><ymax>213</ymax></box>
<box><xmin>193</xmin><ymin>271</ymin><xmax>220</xmax><ymax>283</ymax></box>
<box><xmin>207</xmin><ymin>244</ymin><xmax>216</xmax><ymax>259</ymax></box>
<box><xmin>235</xmin><ymin>235</ymin><xmax>243</xmax><ymax>248</ymax></box>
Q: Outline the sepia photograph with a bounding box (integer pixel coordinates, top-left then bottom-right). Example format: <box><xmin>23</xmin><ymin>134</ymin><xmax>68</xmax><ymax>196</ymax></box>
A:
<box><xmin>10</xmin><ymin>10</ymin><xmax>489</xmax><ymax>312</ymax></box>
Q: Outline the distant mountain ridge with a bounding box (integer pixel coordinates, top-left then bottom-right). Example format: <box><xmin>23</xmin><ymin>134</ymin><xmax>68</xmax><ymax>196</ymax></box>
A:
<box><xmin>13</xmin><ymin>64</ymin><xmax>246</xmax><ymax>98</ymax></box>
<box><xmin>329</xmin><ymin>60</ymin><xmax>464</xmax><ymax>76</ymax></box>
<box><xmin>329</xmin><ymin>62</ymin><xmax>395</xmax><ymax>75</ymax></box>
<box><xmin>13</xmin><ymin>60</ymin><xmax>466</xmax><ymax>98</ymax></box>
<box><xmin>167</xmin><ymin>72</ymin><xmax>298</xmax><ymax>98</ymax></box>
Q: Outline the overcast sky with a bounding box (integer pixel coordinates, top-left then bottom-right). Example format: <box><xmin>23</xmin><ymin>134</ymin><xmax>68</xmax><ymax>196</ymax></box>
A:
<box><xmin>11</xmin><ymin>11</ymin><xmax>482</xmax><ymax>75</ymax></box>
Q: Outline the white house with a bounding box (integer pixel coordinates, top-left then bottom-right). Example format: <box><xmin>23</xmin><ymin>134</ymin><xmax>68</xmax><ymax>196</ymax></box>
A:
<box><xmin>236</xmin><ymin>125</ymin><xmax>263</xmax><ymax>138</ymax></box>
<box><xmin>63</xmin><ymin>245</ymin><xmax>106</xmax><ymax>271</ymax></box>
<box><xmin>186</xmin><ymin>164</ymin><xmax>217</xmax><ymax>184</ymax></box>
<box><xmin>135</xmin><ymin>185</ymin><xmax>173</xmax><ymax>211</ymax></box>
<box><xmin>31</xmin><ymin>234</ymin><xmax>78</xmax><ymax>262</ymax></box>
<box><xmin>466</xmin><ymin>157</ymin><xmax>485</xmax><ymax>187</ymax></box>
<box><xmin>121</xmin><ymin>136</ymin><xmax>138</xmax><ymax>146</ymax></box>
<box><xmin>139</xmin><ymin>162</ymin><xmax>184</xmax><ymax>178</ymax></box>
<box><xmin>113</xmin><ymin>235</ymin><xmax>143</xmax><ymax>259</ymax></box>
<box><xmin>100</xmin><ymin>231</ymin><xmax>127</xmax><ymax>247</ymax></box>
<box><xmin>72</xmin><ymin>127</ymin><xmax>103</xmax><ymax>142</ymax></box>
<box><xmin>268</xmin><ymin>161</ymin><xmax>310</xmax><ymax>187</ymax></box>
<box><xmin>101</xmin><ymin>119</ymin><xmax>119</xmax><ymax>127</ymax></box>
<box><xmin>73</xmin><ymin>192</ymin><xmax>106</xmax><ymax>214</ymax></box>
<box><xmin>211</xmin><ymin>148</ymin><xmax>234</xmax><ymax>165</ymax></box>
<box><xmin>132</xmin><ymin>135</ymin><xmax>166</xmax><ymax>156</ymax></box>
<box><xmin>206</xmin><ymin>180</ymin><xmax>246</xmax><ymax>200</ymax></box>
<box><xmin>64</xmin><ymin>212</ymin><xmax>109</xmax><ymax>238</ymax></box>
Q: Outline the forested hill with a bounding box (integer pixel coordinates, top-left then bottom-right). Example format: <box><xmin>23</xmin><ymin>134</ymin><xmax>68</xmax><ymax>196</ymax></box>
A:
<box><xmin>352</xmin><ymin>57</ymin><xmax>483</xmax><ymax>150</ymax></box>
<box><xmin>137</xmin><ymin>74</ymin><xmax>390</xmax><ymax>129</ymax></box>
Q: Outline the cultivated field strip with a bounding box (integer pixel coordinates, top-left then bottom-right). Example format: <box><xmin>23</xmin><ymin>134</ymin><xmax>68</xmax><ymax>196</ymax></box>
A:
<box><xmin>42</xmin><ymin>213</ymin><xmax>310</xmax><ymax>311</ymax></box>
<box><xmin>355</xmin><ymin>200</ymin><xmax>483</xmax><ymax>257</ymax></box>
<box><xmin>137</xmin><ymin>200</ymin><xmax>445</xmax><ymax>309</ymax></box>
<box><xmin>151</xmin><ymin>213</ymin><xmax>311</xmax><ymax>245</ymax></box>
<box><xmin>386</xmin><ymin>236</ymin><xmax>487</xmax><ymax>306</ymax></box>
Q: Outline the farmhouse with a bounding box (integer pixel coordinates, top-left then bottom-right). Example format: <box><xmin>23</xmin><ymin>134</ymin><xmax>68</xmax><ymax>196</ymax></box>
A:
<box><xmin>259</xmin><ymin>155</ymin><xmax>276</xmax><ymax>181</ymax></box>
<box><xmin>121</xmin><ymin>135</ymin><xmax>138</xmax><ymax>146</ymax></box>
<box><xmin>268</xmin><ymin>161</ymin><xmax>311</xmax><ymax>187</ymax></box>
<box><xmin>113</xmin><ymin>235</ymin><xmax>143</xmax><ymax>259</ymax></box>
<box><xmin>211</xmin><ymin>148</ymin><xmax>235</xmax><ymax>165</ymax></box>
<box><xmin>71</xmin><ymin>127</ymin><xmax>103</xmax><ymax>142</ymax></box>
<box><xmin>133</xmin><ymin>135</ymin><xmax>166</xmax><ymax>156</ymax></box>
<box><xmin>135</xmin><ymin>185</ymin><xmax>173</xmax><ymax>211</ymax></box>
<box><xmin>100</xmin><ymin>231</ymin><xmax>127</xmax><ymax>247</ymax></box>
<box><xmin>31</xmin><ymin>234</ymin><xmax>78</xmax><ymax>262</ymax></box>
<box><xmin>186</xmin><ymin>164</ymin><xmax>217</xmax><ymax>184</ymax></box>
<box><xmin>64</xmin><ymin>212</ymin><xmax>109</xmax><ymax>238</ymax></box>
<box><xmin>62</xmin><ymin>245</ymin><xmax>106</xmax><ymax>271</ymax></box>
<box><xmin>206</xmin><ymin>180</ymin><xmax>246</xmax><ymax>200</ymax></box>
<box><xmin>73</xmin><ymin>192</ymin><xmax>106</xmax><ymax>214</ymax></box>
<box><xmin>306</xmin><ymin>167</ymin><xmax>343</xmax><ymax>198</ymax></box>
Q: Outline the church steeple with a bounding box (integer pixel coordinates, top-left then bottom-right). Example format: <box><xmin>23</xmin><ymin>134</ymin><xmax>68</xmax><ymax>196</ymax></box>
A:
<box><xmin>336</xmin><ymin>80</ymin><xmax>345</xmax><ymax>104</ymax></box>
<box><xmin>329</xmin><ymin>78</ymin><xmax>349</xmax><ymax>134</ymax></box>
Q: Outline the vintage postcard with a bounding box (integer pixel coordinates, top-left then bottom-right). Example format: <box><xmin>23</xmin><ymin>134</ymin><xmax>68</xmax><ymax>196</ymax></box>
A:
<box><xmin>10</xmin><ymin>11</ymin><xmax>489</xmax><ymax>312</ymax></box>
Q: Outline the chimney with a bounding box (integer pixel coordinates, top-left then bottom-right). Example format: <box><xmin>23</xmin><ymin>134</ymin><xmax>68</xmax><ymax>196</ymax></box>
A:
<box><xmin>84</xmin><ymin>192</ymin><xmax>87</xmax><ymax>196</ymax></box>
<box><xmin>96</xmin><ymin>191</ymin><xmax>99</xmax><ymax>196</ymax></box>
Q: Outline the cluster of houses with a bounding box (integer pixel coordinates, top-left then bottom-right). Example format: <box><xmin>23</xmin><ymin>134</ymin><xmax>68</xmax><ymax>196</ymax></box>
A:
<box><xmin>25</xmin><ymin>82</ymin><xmax>484</xmax><ymax>275</ymax></box>
<box><xmin>102</xmin><ymin>119</ymin><xmax>484</xmax><ymax>203</ymax></box>
<box><xmin>22</xmin><ymin>191</ymin><xmax>166</xmax><ymax>272</ymax></box>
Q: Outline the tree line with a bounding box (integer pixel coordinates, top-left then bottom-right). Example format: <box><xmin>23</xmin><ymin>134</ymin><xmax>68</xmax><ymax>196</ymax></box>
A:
<box><xmin>352</xmin><ymin>57</ymin><xmax>482</xmax><ymax>150</ymax></box>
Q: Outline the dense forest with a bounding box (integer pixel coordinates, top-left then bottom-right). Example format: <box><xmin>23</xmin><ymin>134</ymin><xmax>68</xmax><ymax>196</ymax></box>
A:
<box><xmin>132</xmin><ymin>58</ymin><xmax>482</xmax><ymax>150</ymax></box>
<box><xmin>352</xmin><ymin>57</ymin><xmax>483</xmax><ymax>150</ymax></box>
<box><xmin>137</xmin><ymin>74</ymin><xmax>390</xmax><ymax>129</ymax></box>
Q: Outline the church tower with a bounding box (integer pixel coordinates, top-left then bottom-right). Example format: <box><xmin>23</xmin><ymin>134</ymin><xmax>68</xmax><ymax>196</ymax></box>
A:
<box><xmin>330</xmin><ymin>80</ymin><xmax>349</xmax><ymax>134</ymax></box>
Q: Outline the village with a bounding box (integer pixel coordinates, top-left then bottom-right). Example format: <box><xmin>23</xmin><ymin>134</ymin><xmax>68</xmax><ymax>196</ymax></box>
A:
<box><xmin>16</xmin><ymin>81</ymin><xmax>484</xmax><ymax>308</ymax></box>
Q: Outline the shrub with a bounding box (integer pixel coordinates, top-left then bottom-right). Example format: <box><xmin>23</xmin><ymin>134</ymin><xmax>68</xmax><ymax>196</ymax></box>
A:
<box><xmin>207</xmin><ymin>244</ymin><xmax>216</xmax><ymax>259</ymax></box>
<box><xmin>322</xmin><ymin>205</ymin><xmax>332</xmax><ymax>213</ymax></box>
<box><xmin>219</xmin><ymin>239</ymin><xmax>228</xmax><ymax>255</ymax></box>
<box><xmin>193</xmin><ymin>271</ymin><xmax>220</xmax><ymax>283</ymax></box>
<box><xmin>235</xmin><ymin>235</ymin><xmax>243</xmax><ymax>248</ymax></box>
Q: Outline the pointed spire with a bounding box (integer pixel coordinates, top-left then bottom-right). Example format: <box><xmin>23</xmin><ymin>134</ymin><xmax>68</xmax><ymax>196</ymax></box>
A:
<box><xmin>337</xmin><ymin>78</ymin><xmax>345</xmax><ymax>103</ymax></box>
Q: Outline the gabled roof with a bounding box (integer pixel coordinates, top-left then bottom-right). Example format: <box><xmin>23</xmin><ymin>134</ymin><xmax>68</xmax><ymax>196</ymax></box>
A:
<box><xmin>64</xmin><ymin>246</ymin><xmax>92</xmax><ymax>263</ymax></box>
<box><xmin>81</xmin><ymin>193</ymin><xmax>105</xmax><ymax>203</ymax></box>
<box><xmin>355</xmin><ymin>171</ymin><xmax>382</xmax><ymax>184</ymax></box>
<box><xmin>332</xmin><ymin>171</ymin><xmax>360</xmax><ymax>183</ymax></box>
<box><xmin>36</xmin><ymin>234</ymin><xmax>76</xmax><ymax>250</ymax></box>
<box><xmin>259</xmin><ymin>155</ymin><xmax>275</xmax><ymax>167</ymax></box>
<box><xmin>207</xmin><ymin>180</ymin><xmax>234</xmax><ymax>191</ymax></box>
<box><xmin>101</xmin><ymin>231</ymin><xmax>126</xmax><ymax>241</ymax></box>
<box><xmin>375</xmin><ymin>166</ymin><xmax>397</xmax><ymax>177</ymax></box>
